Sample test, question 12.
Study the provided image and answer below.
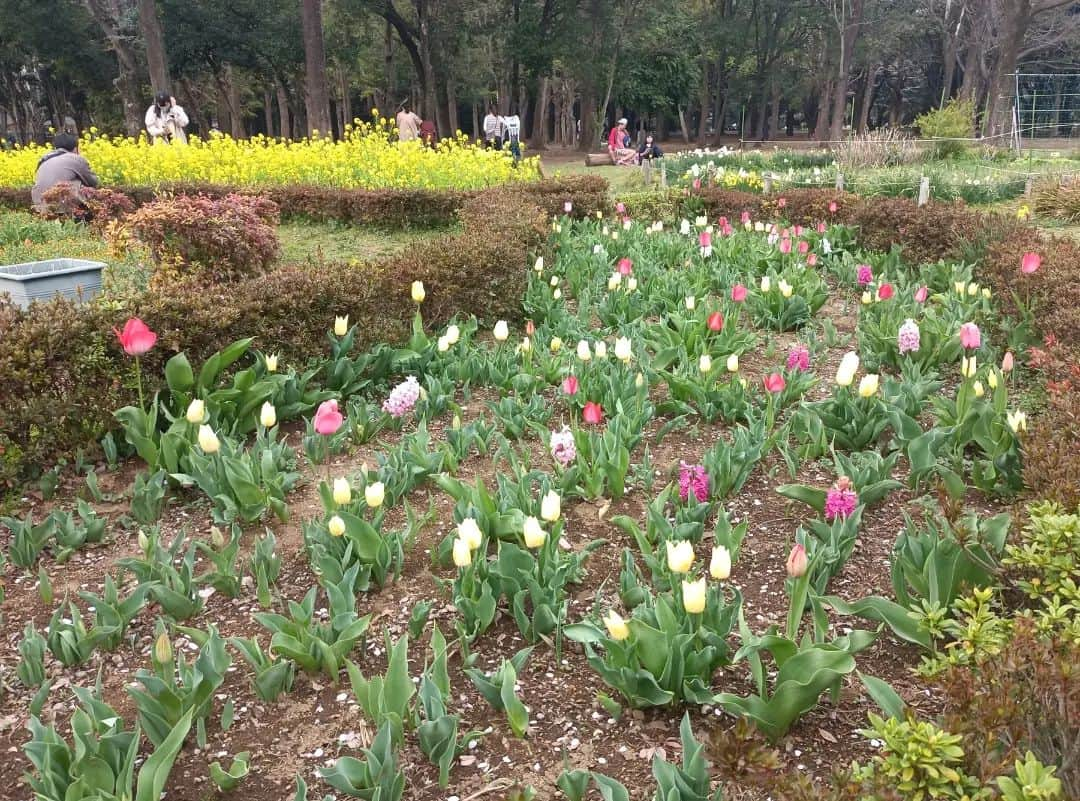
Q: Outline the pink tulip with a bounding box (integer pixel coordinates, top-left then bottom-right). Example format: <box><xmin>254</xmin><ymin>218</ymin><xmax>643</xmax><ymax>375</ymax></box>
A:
<box><xmin>314</xmin><ymin>400</ymin><xmax>344</xmax><ymax>435</ymax></box>
<box><xmin>562</xmin><ymin>375</ymin><xmax>579</xmax><ymax>395</ymax></box>
<box><xmin>693</xmin><ymin>178</ymin><xmax>702</xmax><ymax>190</ymax></box>
<box><xmin>797</xmin><ymin>240</ymin><xmax>809</xmax><ymax>254</ymax></box>
<box><xmin>807</xmin><ymin>253</ymin><xmax>818</xmax><ymax>266</ymax></box>
<box><xmin>618</xmin><ymin>258</ymin><xmax>633</xmax><ymax>276</ymax></box>
<box><xmin>731</xmin><ymin>284</ymin><xmax>748</xmax><ymax>302</ymax></box>
<box><xmin>763</xmin><ymin>372</ymin><xmax>786</xmax><ymax>393</ymax></box>
<box><xmin>795</xmin><ymin>225</ymin><xmax>804</xmax><ymax>237</ymax></box>
<box><xmin>786</xmin><ymin>543</ymin><xmax>808</xmax><ymax>578</ymax></box>
<box><xmin>616</xmin><ymin>202</ymin><xmax>625</xmax><ymax>214</ymax></box>
<box><xmin>564</xmin><ymin>201</ymin><xmax>572</xmax><ymax>213</ymax></box>
<box><xmin>114</xmin><ymin>317</ymin><xmax>157</xmax><ymax>356</ymax></box>
<box><xmin>816</xmin><ymin>222</ymin><xmax>827</xmax><ymax>234</ymax></box>
<box><xmin>1002</xmin><ymin>351</ymin><xmax>1014</xmax><ymax>372</ymax></box>
<box><xmin>829</xmin><ymin>201</ymin><xmax>838</xmax><ymax>214</ymax></box>
<box><xmin>699</xmin><ymin>231</ymin><xmax>712</xmax><ymax>248</ymax></box>
<box><xmin>1021</xmin><ymin>252</ymin><xmax>1041</xmax><ymax>274</ymax></box>
<box><xmin>526</xmin><ymin>319</ymin><xmax>536</xmax><ymax>336</ymax></box>
<box><xmin>583</xmin><ymin>401</ymin><xmax>604</xmax><ymax>425</ymax></box>
<box><xmin>959</xmin><ymin>322</ymin><xmax>981</xmax><ymax>350</ymax></box>
<box><xmin>718</xmin><ymin>216</ymin><xmax>728</xmax><ymax>227</ymax></box>
<box><xmin>740</xmin><ymin>210</ymin><xmax>751</xmax><ymax>224</ymax></box>
<box><xmin>707</xmin><ymin>312</ymin><xmax>724</xmax><ymax>332</ymax></box>
<box><xmin>779</xmin><ymin>238</ymin><xmax>792</xmax><ymax>254</ymax></box>
<box><xmin>914</xmin><ymin>285</ymin><xmax>928</xmax><ymax>303</ymax></box>
<box><xmin>777</xmin><ymin>197</ymin><xmax>787</xmax><ymax>208</ymax></box>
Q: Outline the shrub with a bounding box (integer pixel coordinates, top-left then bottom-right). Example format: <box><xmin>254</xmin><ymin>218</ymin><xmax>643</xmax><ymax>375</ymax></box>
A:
<box><xmin>616</xmin><ymin>189</ymin><xmax>684</xmax><ymax>221</ymax></box>
<box><xmin>915</xmin><ymin>99</ymin><xmax>976</xmax><ymax>159</ymax></box>
<box><xmin>1023</xmin><ymin>395</ymin><xmax>1080</xmax><ymax>508</ymax></box>
<box><xmin>834</xmin><ymin>129</ymin><xmax>921</xmax><ymax>169</ymax></box>
<box><xmin>1033</xmin><ymin>180</ymin><xmax>1080</xmax><ymax>224</ymax></box>
<box><xmin>126</xmin><ymin>193</ymin><xmax>281</xmax><ymax>282</ymax></box>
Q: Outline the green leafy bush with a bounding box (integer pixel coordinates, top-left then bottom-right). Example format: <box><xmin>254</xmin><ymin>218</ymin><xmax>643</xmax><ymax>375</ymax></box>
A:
<box><xmin>915</xmin><ymin>99</ymin><xmax>976</xmax><ymax>159</ymax></box>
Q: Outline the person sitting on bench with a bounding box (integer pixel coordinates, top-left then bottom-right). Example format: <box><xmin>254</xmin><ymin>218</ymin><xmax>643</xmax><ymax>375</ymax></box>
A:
<box><xmin>607</xmin><ymin>118</ymin><xmax>637</xmax><ymax>166</ymax></box>
<box><xmin>637</xmin><ymin>134</ymin><xmax>663</xmax><ymax>161</ymax></box>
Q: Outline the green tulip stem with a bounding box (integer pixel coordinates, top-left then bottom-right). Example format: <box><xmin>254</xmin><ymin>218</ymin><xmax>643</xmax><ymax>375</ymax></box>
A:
<box><xmin>785</xmin><ymin>569</ymin><xmax>812</xmax><ymax>642</ymax></box>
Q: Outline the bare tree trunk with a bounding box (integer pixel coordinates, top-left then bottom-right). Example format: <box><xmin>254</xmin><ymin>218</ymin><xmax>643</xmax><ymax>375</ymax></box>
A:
<box><xmin>301</xmin><ymin>0</ymin><xmax>332</xmax><ymax>136</ymax></box>
<box><xmin>82</xmin><ymin>0</ymin><xmax>144</xmax><ymax>136</ymax></box>
<box><xmin>529</xmin><ymin>77</ymin><xmax>550</xmax><ymax>149</ymax></box>
<box><xmin>768</xmin><ymin>81</ymin><xmax>781</xmax><ymax>140</ymax></box>
<box><xmin>579</xmin><ymin>85</ymin><xmax>596</xmax><ymax>152</ymax></box>
<box><xmin>138</xmin><ymin>0</ymin><xmax>170</xmax><ymax>95</ymax></box>
<box><xmin>275</xmin><ymin>79</ymin><xmax>291</xmax><ymax>138</ymax></box>
<box><xmin>447</xmin><ymin>79</ymin><xmax>458</xmax><ymax>135</ymax></box>
<box><xmin>472</xmin><ymin>102</ymin><xmax>480</xmax><ymax>140</ymax></box>
<box><xmin>983</xmin><ymin>1</ymin><xmax>1031</xmax><ymax>137</ymax></box>
<box><xmin>857</xmin><ymin>66</ymin><xmax>877</xmax><ymax>133</ymax></box>
<box><xmin>814</xmin><ymin>81</ymin><xmax>831</xmax><ymax>141</ymax></box>
<box><xmin>828</xmin><ymin>0</ymin><xmax>865</xmax><ymax>143</ymax></box>
<box><xmin>340</xmin><ymin>67</ymin><xmax>352</xmax><ymax>130</ymax></box>
<box><xmin>264</xmin><ymin>86</ymin><xmax>274</xmax><ymax>135</ymax></box>
<box><xmin>696</xmin><ymin>63</ymin><xmax>711</xmax><ymax>142</ymax></box>
<box><xmin>677</xmin><ymin>105</ymin><xmax>691</xmax><ymax>143</ymax></box>
<box><xmin>228</xmin><ymin>66</ymin><xmax>243</xmax><ymax>137</ymax></box>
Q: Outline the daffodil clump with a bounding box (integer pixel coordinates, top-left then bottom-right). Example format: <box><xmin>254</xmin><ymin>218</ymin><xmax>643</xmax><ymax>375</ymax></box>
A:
<box><xmin>0</xmin><ymin>115</ymin><xmax>539</xmax><ymax>190</ymax></box>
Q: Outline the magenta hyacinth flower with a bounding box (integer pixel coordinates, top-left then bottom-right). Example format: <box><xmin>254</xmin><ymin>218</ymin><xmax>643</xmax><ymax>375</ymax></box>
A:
<box><xmin>898</xmin><ymin>319</ymin><xmax>921</xmax><ymax>355</ymax></box>
<box><xmin>382</xmin><ymin>376</ymin><xmax>421</xmax><ymax>418</ymax></box>
<box><xmin>786</xmin><ymin>345</ymin><xmax>810</xmax><ymax>371</ymax></box>
<box><xmin>824</xmin><ymin>487</ymin><xmax>858</xmax><ymax>520</ymax></box>
<box><xmin>856</xmin><ymin>265</ymin><xmax>873</xmax><ymax>286</ymax></box>
<box><xmin>678</xmin><ymin>462</ymin><xmax>710</xmax><ymax>503</ymax></box>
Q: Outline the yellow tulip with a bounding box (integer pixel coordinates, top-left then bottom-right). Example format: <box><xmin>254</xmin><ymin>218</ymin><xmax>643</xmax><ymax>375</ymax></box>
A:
<box><xmin>458</xmin><ymin>517</ymin><xmax>483</xmax><ymax>550</ymax></box>
<box><xmin>603</xmin><ymin>610</ymin><xmax>630</xmax><ymax>641</ymax></box>
<box><xmin>961</xmin><ymin>356</ymin><xmax>977</xmax><ymax>378</ymax></box>
<box><xmin>328</xmin><ymin>515</ymin><xmax>346</xmax><ymax>537</ymax></box>
<box><xmin>778</xmin><ymin>279</ymin><xmax>793</xmax><ymax>298</ymax></box>
<box><xmin>452</xmin><ymin>537</ymin><xmax>472</xmax><ymax>567</ymax></box>
<box><xmin>682</xmin><ymin>578</ymin><xmax>707</xmax><ymax>614</ymax></box>
<box><xmin>523</xmin><ymin>516</ymin><xmax>546</xmax><ymax>549</ymax></box>
<box><xmin>411</xmin><ymin>281</ymin><xmax>426</xmax><ymax>303</ymax></box>
<box><xmin>154</xmin><ymin>632</ymin><xmax>173</xmax><ymax>665</ymax></box>
<box><xmin>973</xmin><ymin>380</ymin><xmax>985</xmax><ymax>398</ymax></box>
<box><xmin>858</xmin><ymin>374</ymin><xmax>879</xmax><ymax>398</ymax></box>
<box><xmin>987</xmin><ymin>369</ymin><xmax>999</xmax><ymax>389</ymax></box>
<box><xmin>1006</xmin><ymin>410</ymin><xmax>1027</xmax><ymax>433</ymax></box>
<box><xmin>333</xmin><ymin>478</ymin><xmax>352</xmax><ymax>505</ymax></box>
<box><xmin>260</xmin><ymin>402</ymin><xmax>277</xmax><ymax>429</ymax></box>
<box><xmin>710</xmin><ymin>546</ymin><xmax>731</xmax><ymax>580</ymax></box>
<box><xmin>334</xmin><ymin>315</ymin><xmax>349</xmax><ymax>336</ymax></box>
<box><xmin>265</xmin><ymin>354</ymin><xmax>279</xmax><ymax>372</ymax></box>
<box><xmin>550</xmin><ymin>336</ymin><xmax>563</xmax><ymax>353</ymax></box>
<box><xmin>365</xmin><ymin>481</ymin><xmax>385</xmax><ymax>508</ymax></box>
<box><xmin>186</xmin><ymin>399</ymin><xmax>207</xmax><ymax>424</ymax></box>
<box><xmin>198</xmin><ymin>425</ymin><xmax>220</xmax><ymax>454</ymax></box>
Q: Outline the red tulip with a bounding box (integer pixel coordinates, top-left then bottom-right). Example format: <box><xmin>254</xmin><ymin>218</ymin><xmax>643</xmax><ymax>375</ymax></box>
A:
<box><xmin>618</xmin><ymin>258</ymin><xmax>633</xmax><ymax>276</ymax></box>
<box><xmin>313</xmin><ymin>399</ymin><xmax>344</xmax><ymax>435</ymax></box>
<box><xmin>562</xmin><ymin>375</ymin><xmax>579</xmax><ymax>395</ymax></box>
<box><xmin>114</xmin><ymin>317</ymin><xmax>157</xmax><ymax>356</ymax></box>
<box><xmin>583</xmin><ymin>401</ymin><xmax>604</xmax><ymax>425</ymax></box>
<box><xmin>1021</xmin><ymin>252</ymin><xmax>1041</xmax><ymax>274</ymax></box>
<box><xmin>914</xmin><ymin>285</ymin><xmax>929</xmax><ymax>303</ymax></box>
<box><xmin>526</xmin><ymin>319</ymin><xmax>536</xmax><ymax>336</ymax></box>
<box><xmin>877</xmin><ymin>283</ymin><xmax>894</xmax><ymax>300</ymax></box>
<box><xmin>731</xmin><ymin>284</ymin><xmax>748</xmax><ymax>303</ymax></box>
<box><xmin>786</xmin><ymin>543</ymin><xmax>808</xmax><ymax>578</ymax></box>
<box><xmin>763</xmin><ymin>372</ymin><xmax>786</xmax><ymax>393</ymax></box>
<box><xmin>707</xmin><ymin>311</ymin><xmax>724</xmax><ymax>332</ymax></box>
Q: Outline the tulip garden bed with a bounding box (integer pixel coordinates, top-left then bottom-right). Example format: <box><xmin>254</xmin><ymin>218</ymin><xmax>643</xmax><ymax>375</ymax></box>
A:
<box><xmin>0</xmin><ymin>203</ymin><xmax>1075</xmax><ymax>801</ymax></box>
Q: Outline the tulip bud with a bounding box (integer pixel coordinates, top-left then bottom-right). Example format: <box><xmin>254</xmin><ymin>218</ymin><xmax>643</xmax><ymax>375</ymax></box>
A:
<box><xmin>154</xmin><ymin>632</ymin><xmax>173</xmax><ymax>665</ymax></box>
<box><xmin>973</xmin><ymin>380</ymin><xmax>985</xmax><ymax>398</ymax></box>
<box><xmin>186</xmin><ymin>399</ymin><xmax>207</xmax><ymax>424</ymax></box>
<box><xmin>334</xmin><ymin>315</ymin><xmax>349</xmax><ymax>337</ymax></box>
<box><xmin>452</xmin><ymin>537</ymin><xmax>472</xmax><ymax>567</ymax></box>
<box><xmin>699</xmin><ymin>354</ymin><xmax>712</xmax><ymax>374</ymax></box>
<box><xmin>138</xmin><ymin>530</ymin><xmax>150</xmax><ymax>554</ymax></box>
<box><xmin>603</xmin><ymin>610</ymin><xmax>630</xmax><ymax>641</ymax></box>
<box><xmin>210</xmin><ymin>525</ymin><xmax>225</xmax><ymax>548</ymax></box>
<box><xmin>550</xmin><ymin>275</ymin><xmax>560</xmax><ymax>287</ymax></box>
<box><xmin>534</xmin><ymin>256</ymin><xmax>544</xmax><ymax>273</ymax></box>
<box><xmin>594</xmin><ymin>340</ymin><xmax>608</xmax><ymax>359</ymax></box>
<box><xmin>553</xmin><ymin>288</ymin><xmax>562</xmax><ymax>300</ymax></box>
<box><xmin>328</xmin><ymin>515</ymin><xmax>346</xmax><ymax>537</ymax></box>
<box><xmin>458</xmin><ymin>517</ymin><xmax>483</xmax><ymax>550</ymax></box>
<box><xmin>710</xmin><ymin>546</ymin><xmax>731</xmax><ymax>580</ymax></box>
<box><xmin>682</xmin><ymin>578</ymin><xmax>707</xmax><ymax>614</ymax></box>
<box><xmin>665</xmin><ymin>540</ymin><xmax>695</xmax><ymax>574</ymax></box>
<box><xmin>608</xmin><ymin>273</ymin><xmax>621</xmax><ymax>291</ymax></box>
<box><xmin>519</xmin><ymin>337</ymin><xmax>532</xmax><ymax>353</ymax></box>
<box><xmin>265</xmin><ymin>354</ymin><xmax>279</xmax><ymax>372</ymax></box>
<box><xmin>333</xmin><ymin>478</ymin><xmax>352</xmax><ymax>505</ymax></box>
<box><xmin>1002</xmin><ymin>351</ymin><xmax>1014</xmax><ymax>373</ymax></box>
<box><xmin>635</xmin><ymin>372</ymin><xmax>645</xmax><ymax>388</ymax></box>
<box><xmin>685</xmin><ymin>296</ymin><xmax>696</xmax><ymax>311</ymax></box>
<box><xmin>541</xmin><ymin>490</ymin><xmax>561</xmax><ymax>522</ymax></box>
<box><xmin>858</xmin><ymin>374</ymin><xmax>879</xmax><ymax>398</ymax></box>
<box><xmin>550</xmin><ymin>336</ymin><xmax>563</xmax><ymax>353</ymax></box>
<box><xmin>365</xmin><ymin>481</ymin><xmax>385</xmax><ymax>508</ymax></box>
<box><xmin>778</xmin><ymin>279</ymin><xmax>793</xmax><ymax>298</ymax></box>
<box><xmin>493</xmin><ymin>320</ymin><xmax>509</xmax><ymax>341</ymax></box>
<box><xmin>411</xmin><ymin>281</ymin><xmax>426</xmax><ymax>303</ymax></box>
<box><xmin>523</xmin><ymin>516</ymin><xmax>546</xmax><ymax>549</ymax></box>
<box><xmin>198</xmin><ymin>425</ymin><xmax>220</xmax><ymax>454</ymax></box>
<box><xmin>260</xmin><ymin>402</ymin><xmax>277</xmax><ymax>429</ymax></box>
<box><xmin>987</xmin><ymin>369</ymin><xmax>999</xmax><ymax>389</ymax></box>
<box><xmin>786</xmin><ymin>543</ymin><xmax>808</xmax><ymax>578</ymax></box>
<box><xmin>577</xmin><ymin>340</ymin><xmax>592</xmax><ymax>361</ymax></box>
<box><xmin>452</xmin><ymin>414</ymin><xmax>462</xmax><ymax>430</ymax></box>
<box><xmin>726</xmin><ymin>353</ymin><xmax>739</xmax><ymax>373</ymax></box>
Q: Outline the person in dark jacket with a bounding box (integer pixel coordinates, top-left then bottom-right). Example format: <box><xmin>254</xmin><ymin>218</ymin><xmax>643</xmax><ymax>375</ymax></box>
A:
<box><xmin>31</xmin><ymin>132</ymin><xmax>99</xmax><ymax>210</ymax></box>
<box><xmin>637</xmin><ymin>134</ymin><xmax>663</xmax><ymax>161</ymax></box>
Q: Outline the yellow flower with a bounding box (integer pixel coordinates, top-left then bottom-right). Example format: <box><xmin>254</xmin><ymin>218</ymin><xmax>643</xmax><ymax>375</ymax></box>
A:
<box><xmin>608</xmin><ymin>273</ymin><xmax>622</xmax><ymax>291</ymax></box>
<box><xmin>411</xmin><ymin>281</ymin><xmax>426</xmax><ymax>303</ymax></box>
<box><xmin>973</xmin><ymin>380</ymin><xmax>985</xmax><ymax>398</ymax></box>
<box><xmin>452</xmin><ymin>537</ymin><xmax>472</xmax><ymax>567</ymax></box>
<box><xmin>967</xmin><ymin>282</ymin><xmax>979</xmax><ymax>296</ymax></box>
<box><xmin>365</xmin><ymin>481</ymin><xmax>385</xmax><ymax>508</ymax></box>
<box><xmin>954</xmin><ymin>280</ymin><xmax>966</xmax><ymax>295</ymax></box>
<box><xmin>333</xmin><ymin>478</ymin><xmax>352</xmax><ymax>505</ymax></box>
<box><xmin>987</xmin><ymin>369</ymin><xmax>999</xmax><ymax>389</ymax></box>
<box><xmin>260</xmin><ymin>402</ymin><xmax>277</xmax><ymax>428</ymax></box>
<box><xmin>710</xmin><ymin>546</ymin><xmax>731</xmax><ymax>580</ymax></box>
<box><xmin>603</xmin><ymin>610</ymin><xmax>629</xmax><ymax>641</ymax></box>
<box><xmin>186</xmin><ymin>399</ymin><xmax>207</xmax><ymax>424</ymax></box>
<box><xmin>666</xmin><ymin>540</ymin><xmax>695</xmax><ymax>574</ymax></box>
<box><xmin>541</xmin><ymin>491</ymin><xmax>561</xmax><ymax>522</ymax></box>
<box><xmin>458</xmin><ymin>517</ymin><xmax>483</xmax><ymax>550</ymax></box>
<box><xmin>265</xmin><ymin>354</ymin><xmax>279</xmax><ymax>372</ymax></box>
<box><xmin>550</xmin><ymin>336</ymin><xmax>563</xmax><ymax>353</ymax></box>
<box><xmin>836</xmin><ymin>352</ymin><xmax>860</xmax><ymax>387</ymax></box>
<box><xmin>334</xmin><ymin>315</ymin><xmax>349</xmax><ymax>336</ymax></box>
<box><xmin>328</xmin><ymin>515</ymin><xmax>346</xmax><ymax>537</ymax></box>
<box><xmin>779</xmin><ymin>279</ymin><xmax>793</xmax><ymax>298</ymax></box>
<box><xmin>523</xmin><ymin>516</ymin><xmax>546</xmax><ymax>549</ymax></box>
<box><xmin>858</xmin><ymin>374</ymin><xmax>879</xmax><ymax>398</ymax></box>
<box><xmin>198</xmin><ymin>425</ymin><xmax>220</xmax><ymax>454</ymax></box>
<box><xmin>682</xmin><ymin>578</ymin><xmax>707</xmax><ymax>614</ymax></box>
<box><xmin>154</xmin><ymin>632</ymin><xmax>173</xmax><ymax>665</ymax></box>
<box><xmin>861</xmin><ymin>290</ymin><xmax>873</xmax><ymax>305</ymax></box>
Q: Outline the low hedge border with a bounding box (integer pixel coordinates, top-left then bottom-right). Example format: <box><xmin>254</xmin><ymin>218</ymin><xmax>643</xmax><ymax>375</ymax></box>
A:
<box><xmin>0</xmin><ymin>176</ymin><xmax>603</xmax><ymax>486</ymax></box>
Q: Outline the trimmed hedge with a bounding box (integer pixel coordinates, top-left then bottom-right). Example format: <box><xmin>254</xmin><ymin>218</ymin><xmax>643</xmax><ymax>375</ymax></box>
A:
<box><xmin>0</xmin><ymin>181</ymin><xmax>577</xmax><ymax>485</ymax></box>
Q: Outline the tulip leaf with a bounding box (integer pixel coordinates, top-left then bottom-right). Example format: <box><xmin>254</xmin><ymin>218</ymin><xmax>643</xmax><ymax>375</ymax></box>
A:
<box><xmin>820</xmin><ymin>594</ymin><xmax>932</xmax><ymax>650</ymax></box>
<box><xmin>164</xmin><ymin>353</ymin><xmax>194</xmax><ymax>393</ymax></box>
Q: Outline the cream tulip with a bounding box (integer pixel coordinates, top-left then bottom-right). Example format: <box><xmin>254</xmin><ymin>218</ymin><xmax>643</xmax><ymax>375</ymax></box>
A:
<box><xmin>333</xmin><ymin>478</ymin><xmax>352</xmax><ymax>506</ymax></box>
<box><xmin>760</xmin><ymin>276</ymin><xmax>772</xmax><ymax>293</ymax></box>
<box><xmin>365</xmin><ymin>481</ymin><xmax>385</xmax><ymax>508</ymax></box>
<box><xmin>328</xmin><ymin>515</ymin><xmax>346</xmax><ymax>537</ymax></box>
<box><xmin>458</xmin><ymin>517</ymin><xmax>483</xmax><ymax>550</ymax></box>
<box><xmin>523</xmin><ymin>516</ymin><xmax>547</xmax><ymax>549</ymax></box>
<box><xmin>334</xmin><ymin>315</ymin><xmax>349</xmax><ymax>336</ymax></box>
<box><xmin>666</xmin><ymin>540</ymin><xmax>695</xmax><ymax>574</ymax></box>
<box><xmin>685</xmin><ymin>296</ymin><xmax>696</xmax><ymax>311</ymax></box>
<box><xmin>726</xmin><ymin>353</ymin><xmax>739</xmax><ymax>373</ymax></box>
<box><xmin>858</xmin><ymin>374</ymin><xmax>879</xmax><ymax>398</ymax></box>
<box><xmin>540</xmin><ymin>491</ymin><xmax>561</xmax><ymax>522</ymax></box>
<box><xmin>614</xmin><ymin>337</ymin><xmax>633</xmax><ymax>362</ymax></box>
<box><xmin>778</xmin><ymin>279</ymin><xmax>793</xmax><ymax>298</ymax></box>
<box><xmin>493</xmin><ymin>320</ymin><xmax>509</xmax><ymax>341</ymax></box>
<box><xmin>603</xmin><ymin>610</ymin><xmax>630</xmax><ymax>641</ymax></box>
<box><xmin>835</xmin><ymin>352</ymin><xmax>860</xmax><ymax>387</ymax></box>
<box><xmin>411</xmin><ymin>280</ymin><xmax>426</xmax><ymax>303</ymax></box>
<box><xmin>577</xmin><ymin>340</ymin><xmax>592</xmax><ymax>361</ymax></box>
<box><xmin>699</xmin><ymin>354</ymin><xmax>713</xmax><ymax>374</ymax></box>
<box><xmin>198</xmin><ymin>425</ymin><xmax>220</xmax><ymax>454</ymax></box>
<box><xmin>710</xmin><ymin>546</ymin><xmax>732</xmax><ymax>580</ymax></box>
<box><xmin>260</xmin><ymin>402</ymin><xmax>277</xmax><ymax>429</ymax></box>
<box><xmin>682</xmin><ymin>578</ymin><xmax>707</xmax><ymax>614</ymax></box>
<box><xmin>186</xmin><ymin>399</ymin><xmax>207</xmax><ymax>424</ymax></box>
<box><xmin>452</xmin><ymin>537</ymin><xmax>472</xmax><ymax>567</ymax></box>
<box><xmin>265</xmin><ymin>354</ymin><xmax>279</xmax><ymax>373</ymax></box>
<box><xmin>594</xmin><ymin>340</ymin><xmax>608</xmax><ymax>359</ymax></box>
<box><xmin>445</xmin><ymin>324</ymin><xmax>461</xmax><ymax>345</ymax></box>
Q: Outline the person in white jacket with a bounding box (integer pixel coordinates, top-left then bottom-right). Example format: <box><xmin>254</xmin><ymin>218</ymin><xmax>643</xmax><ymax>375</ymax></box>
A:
<box><xmin>145</xmin><ymin>91</ymin><xmax>189</xmax><ymax>143</ymax></box>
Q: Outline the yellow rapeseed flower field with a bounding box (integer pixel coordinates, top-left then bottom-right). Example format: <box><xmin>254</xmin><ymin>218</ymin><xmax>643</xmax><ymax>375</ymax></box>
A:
<box><xmin>0</xmin><ymin>118</ymin><xmax>540</xmax><ymax>190</ymax></box>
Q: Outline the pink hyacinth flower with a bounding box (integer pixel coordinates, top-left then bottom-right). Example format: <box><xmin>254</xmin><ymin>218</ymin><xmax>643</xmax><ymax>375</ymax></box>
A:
<box><xmin>550</xmin><ymin>426</ymin><xmax>577</xmax><ymax>467</ymax></box>
<box><xmin>786</xmin><ymin>345</ymin><xmax>810</xmax><ymax>371</ymax></box>
<box><xmin>678</xmin><ymin>462</ymin><xmax>710</xmax><ymax>503</ymax></box>
<box><xmin>824</xmin><ymin>487</ymin><xmax>858</xmax><ymax>520</ymax></box>
<box><xmin>382</xmin><ymin>376</ymin><xmax>421</xmax><ymax>418</ymax></box>
<box><xmin>856</xmin><ymin>265</ymin><xmax>873</xmax><ymax>285</ymax></box>
<box><xmin>898</xmin><ymin>319</ymin><xmax>920</xmax><ymax>354</ymax></box>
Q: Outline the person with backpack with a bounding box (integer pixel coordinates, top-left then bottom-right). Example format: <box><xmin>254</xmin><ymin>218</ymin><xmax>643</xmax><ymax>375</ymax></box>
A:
<box><xmin>31</xmin><ymin>132</ymin><xmax>99</xmax><ymax>211</ymax></box>
<box><xmin>502</xmin><ymin>111</ymin><xmax>522</xmax><ymax>162</ymax></box>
